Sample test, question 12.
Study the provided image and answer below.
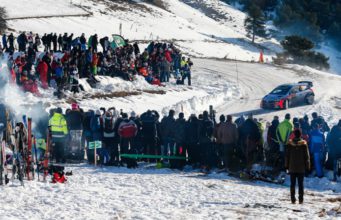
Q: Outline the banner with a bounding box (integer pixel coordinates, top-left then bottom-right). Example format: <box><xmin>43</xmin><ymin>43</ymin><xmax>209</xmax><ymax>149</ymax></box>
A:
<box><xmin>111</xmin><ymin>35</ymin><xmax>126</xmax><ymax>49</ymax></box>
<box><xmin>88</xmin><ymin>141</ymin><xmax>102</xmax><ymax>150</ymax></box>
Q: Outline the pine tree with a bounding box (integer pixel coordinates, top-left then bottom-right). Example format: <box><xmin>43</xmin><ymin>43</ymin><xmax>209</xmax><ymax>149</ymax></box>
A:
<box><xmin>0</xmin><ymin>7</ymin><xmax>7</xmax><ymax>34</ymax></box>
<box><xmin>244</xmin><ymin>4</ymin><xmax>267</xmax><ymax>43</ymax></box>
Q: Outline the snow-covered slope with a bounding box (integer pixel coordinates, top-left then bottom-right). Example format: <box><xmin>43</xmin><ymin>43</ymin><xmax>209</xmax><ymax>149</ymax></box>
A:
<box><xmin>2</xmin><ymin>0</ymin><xmax>280</xmax><ymax>62</ymax></box>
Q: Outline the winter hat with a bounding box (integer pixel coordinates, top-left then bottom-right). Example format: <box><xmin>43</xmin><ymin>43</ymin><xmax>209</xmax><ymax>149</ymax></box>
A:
<box><xmin>219</xmin><ymin>114</ymin><xmax>225</xmax><ymax>122</ymax></box>
<box><xmin>312</xmin><ymin>112</ymin><xmax>318</xmax><ymax>119</ymax></box>
<box><xmin>169</xmin><ymin>109</ymin><xmax>175</xmax><ymax>117</ymax></box>
<box><xmin>95</xmin><ymin>110</ymin><xmax>101</xmax><ymax>116</ymax></box>
<box><xmin>71</xmin><ymin>103</ymin><xmax>79</xmax><ymax>110</ymax></box>
<box><xmin>122</xmin><ymin>113</ymin><xmax>128</xmax><ymax>119</ymax></box>
<box><xmin>285</xmin><ymin>113</ymin><xmax>291</xmax><ymax>120</ymax></box>
<box><xmin>56</xmin><ymin>107</ymin><xmax>63</xmax><ymax>114</ymax></box>
<box><xmin>131</xmin><ymin>111</ymin><xmax>136</xmax><ymax>118</ymax></box>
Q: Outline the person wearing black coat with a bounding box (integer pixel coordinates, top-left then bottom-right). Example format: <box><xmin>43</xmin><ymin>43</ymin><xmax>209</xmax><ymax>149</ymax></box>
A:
<box><xmin>327</xmin><ymin>120</ymin><xmax>341</xmax><ymax>181</ymax></box>
<box><xmin>102</xmin><ymin>111</ymin><xmax>118</xmax><ymax>164</ymax></box>
<box><xmin>266</xmin><ymin>117</ymin><xmax>280</xmax><ymax>169</ymax></box>
<box><xmin>133</xmin><ymin>42</ymin><xmax>140</xmax><ymax>55</ymax></box>
<box><xmin>311</xmin><ymin>112</ymin><xmax>330</xmax><ymax>133</ymax></box>
<box><xmin>8</xmin><ymin>33</ymin><xmax>14</xmax><ymax>52</ymax></box>
<box><xmin>198</xmin><ymin>111</ymin><xmax>214</xmax><ymax>169</ymax></box>
<box><xmin>62</xmin><ymin>33</ymin><xmax>68</xmax><ymax>51</ymax></box>
<box><xmin>239</xmin><ymin>115</ymin><xmax>261</xmax><ymax>170</ymax></box>
<box><xmin>66</xmin><ymin>106</ymin><xmax>83</xmax><ymax>131</ymax></box>
<box><xmin>65</xmin><ymin>104</ymin><xmax>84</xmax><ymax>160</ymax></box>
<box><xmin>174</xmin><ymin>113</ymin><xmax>187</xmax><ymax>153</ymax></box>
<box><xmin>91</xmin><ymin>34</ymin><xmax>98</xmax><ymax>52</ymax></box>
<box><xmin>140</xmin><ymin>110</ymin><xmax>159</xmax><ymax>155</ymax></box>
<box><xmin>130</xmin><ymin>111</ymin><xmax>142</xmax><ymax>153</ymax></box>
<box><xmin>46</xmin><ymin>33</ymin><xmax>53</xmax><ymax>52</ymax></box>
<box><xmin>52</xmin><ymin>33</ymin><xmax>58</xmax><ymax>52</ymax></box>
<box><xmin>160</xmin><ymin>110</ymin><xmax>176</xmax><ymax>156</ymax></box>
<box><xmin>57</xmin><ymin>34</ymin><xmax>63</xmax><ymax>51</ymax></box>
<box><xmin>41</xmin><ymin>34</ymin><xmax>47</xmax><ymax>51</ymax></box>
<box><xmin>171</xmin><ymin>112</ymin><xmax>187</xmax><ymax>168</ymax></box>
<box><xmin>186</xmin><ymin>114</ymin><xmax>200</xmax><ymax>165</ymax></box>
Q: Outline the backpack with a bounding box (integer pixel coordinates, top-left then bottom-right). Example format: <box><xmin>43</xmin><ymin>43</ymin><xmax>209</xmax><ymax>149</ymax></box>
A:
<box><xmin>103</xmin><ymin>117</ymin><xmax>114</xmax><ymax>132</ymax></box>
<box><xmin>119</xmin><ymin>121</ymin><xmax>137</xmax><ymax>139</ymax></box>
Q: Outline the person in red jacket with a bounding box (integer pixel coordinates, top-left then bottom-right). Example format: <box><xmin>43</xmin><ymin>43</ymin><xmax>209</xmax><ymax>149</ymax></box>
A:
<box><xmin>164</xmin><ymin>48</ymin><xmax>172</xmax><ymax>63</ymax></box>
<box><xmin>37</xmin><ymin>59</ymin><xmax>48</xmax><ymax>89</ymax></box>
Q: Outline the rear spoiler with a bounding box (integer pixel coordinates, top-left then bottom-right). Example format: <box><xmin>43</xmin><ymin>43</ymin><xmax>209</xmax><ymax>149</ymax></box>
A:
<box><xmin>298</xmin><ymin>81</ymin><xmax>313</xmax><ymax>88</ymax></box>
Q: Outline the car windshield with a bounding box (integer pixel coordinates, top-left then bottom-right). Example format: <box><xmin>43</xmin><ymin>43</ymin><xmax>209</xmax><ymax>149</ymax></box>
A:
<box><xmin>270</xmin><ymin>85</ymin><xmax>292</xmax><ymax>95</ymax></box>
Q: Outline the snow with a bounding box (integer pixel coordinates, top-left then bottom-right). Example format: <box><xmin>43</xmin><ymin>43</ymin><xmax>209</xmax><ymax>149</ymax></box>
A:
<box><xmin>1</xmin><ymin>0</ymin><xmax>341</xmax><ymax>218</ymax></box>
<box><xmin>2</xmin><ymin>0</ymin><xmax>279</xmax><ymax>62</ymax></box>
<box><xmin>3</xmin><ymin>0</ymin><xmax>88</xmax><ymax>19</ymax></box>
<box><xmin>0</xmin><ymin>164</ymin><xmax>340</xmax><ymax>219</ymax></box>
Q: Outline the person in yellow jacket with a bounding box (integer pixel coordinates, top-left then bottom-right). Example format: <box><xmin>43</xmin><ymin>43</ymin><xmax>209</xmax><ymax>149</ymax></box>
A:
<box><xmin>49</xmin><ymin>107</ymin><xmax>68</xmax><ymax>163</ymax></box>
<box><xmin>180</xmin><ymin>56</ymin><xmax>187</xmax><ymax>69</ymax></box>
<box><xmin>276</xmin><ymin>113</ymin><xmax>293</xmax><ymax>168</ymax></box>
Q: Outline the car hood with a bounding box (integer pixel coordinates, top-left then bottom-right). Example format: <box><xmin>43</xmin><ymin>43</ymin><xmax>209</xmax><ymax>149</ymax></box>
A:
<box><xmin>263</xmin><ymin>94</ymin><xmax>286</xmax><ymax>101</ymax></box>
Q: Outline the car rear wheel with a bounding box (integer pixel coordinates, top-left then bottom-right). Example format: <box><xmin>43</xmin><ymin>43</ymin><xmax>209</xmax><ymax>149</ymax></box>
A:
<box><xmin>305</xmin><ymin>95</ymin><xmax>314</xmax><ymax>105</ymax></box>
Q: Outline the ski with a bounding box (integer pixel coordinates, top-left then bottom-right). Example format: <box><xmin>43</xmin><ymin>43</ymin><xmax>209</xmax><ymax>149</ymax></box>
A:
<box><xmin>33</xmin><ymin>136</ymin><xmax>39</xmax><ymax>181</ymax></box>
<box><xmin>25</xmin><ymin>118</ymin><xmax>33</xmax><ymax>180</ymax></box>
<box><xmin>43</xmin><ymin>128</ymin><xmax>50</xmax><ymax>182</ymax></box>
<box><xmin>13</xmin><ymin>123</ymin><xmax>25</xmax><ymax>186</ymax></box>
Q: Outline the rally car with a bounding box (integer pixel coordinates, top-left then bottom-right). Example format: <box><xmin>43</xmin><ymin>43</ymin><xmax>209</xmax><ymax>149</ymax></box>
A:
<box><xmin>261</xmin><ymin>81</ymin><xmax>314</xmax><ymax>109</ymax></box>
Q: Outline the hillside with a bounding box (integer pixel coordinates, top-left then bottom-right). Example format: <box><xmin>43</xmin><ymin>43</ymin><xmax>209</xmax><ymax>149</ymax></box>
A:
<box><xmin>2</xmin><ymin>0</ymin><xmax>280</xmax><ymax>62</ymax></box>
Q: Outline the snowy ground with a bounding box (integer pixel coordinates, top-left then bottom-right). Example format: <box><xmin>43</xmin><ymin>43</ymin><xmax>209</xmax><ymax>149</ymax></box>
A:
<box><xmin>1</xmin><ymin>0</ymin><xmax>341</xmax><ymax>218</ymax></box>
<box><xmin>0</xmin><ymin>164</ymin><xmax>341</xmax><ymax>219</ymax></box>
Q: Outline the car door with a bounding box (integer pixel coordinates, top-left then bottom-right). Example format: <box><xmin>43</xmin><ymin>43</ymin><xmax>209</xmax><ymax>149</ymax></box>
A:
<box><xmin>296</xmin><ymin>85</ymin><xmax>308</xmax><ymax>104</ymax></box>
<box><xmin>289</xmin><ymin>86</ymin><xmax>299</xmax><ymax>106</ymax></box>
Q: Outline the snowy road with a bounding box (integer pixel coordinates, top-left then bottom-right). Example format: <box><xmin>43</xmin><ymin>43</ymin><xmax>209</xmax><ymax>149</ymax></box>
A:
<box><xmin>1</xmin><ymin>165</ymin><xmax>340</xmax><ymax>219</ymax></box>
<box><xmin>192</xmin><ymin>59</ymin><xmax>341</xmax><ymax>124</ymax></box>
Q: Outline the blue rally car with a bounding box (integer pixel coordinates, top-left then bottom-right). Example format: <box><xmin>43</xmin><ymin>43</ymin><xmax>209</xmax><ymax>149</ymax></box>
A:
<box><xmin>261</xmin><ymin>81</ymin><xmax>315</xmax><ymax>109</ymax></box>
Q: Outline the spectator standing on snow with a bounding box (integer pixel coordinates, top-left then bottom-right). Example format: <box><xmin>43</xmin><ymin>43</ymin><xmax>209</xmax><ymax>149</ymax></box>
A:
<box><xmin>57</xmin><ymin>34</ymin><xmax>63</xmax><ymax>51</ymax></box>
<box><xmin>2</xmin><ymin>34</ymin><xmax>7</xmax><ymax>51</ymax></box>
<box><xmin>140</xmin><ymin>110</ymin><xmax>159</xmax><ymax>156</ymax></box>
<box><xmin>217</xmin><ymin>115</ymin><xmax>238</xmax><ymax>170</ymax></box>
<box><xmin>327</xmin><ymin>120</ymin><xmax>341</xmax><ymax>181</ymax></box>
<box><xmin>266</xmin><ymin>116</ymin><xmax>280</xmax><ymax>169</ymax></box>
<box><xmin>160</xmin><ymin>110</ymin><xmax>176</xmax><ymax>157</ymax></box>
<box><xmin>118</xmin><ymin>113</ymin><xmax>138</xmax><ymax>163</ymax></box>
<box><xmin>285</xmin><ymin>129</ymin><xmax>310</xmax><ymax>204</ymax></box>
<box><xmin>102</xmin><ymin>110</ymin><xmax>117</xmax><ymax>164</ymax></box>
<box><xmin>52</xmin><ymin>33</ymin><xmax>58</xmax><ymax>52</ymax></box>
<box><xmin>239</xmin><ymin>114</ymin><xmax>261</xmax><ymax>170</ymax></box>
<box><xmin>311</xmin><ymin>112</ymin><xmax>330</xmax><ymax>133</ymax></box>
<box><xmin>198</xmin><ymin>111</ymin><xmax>214</xmax><ymax>170</ymax></box>
<box><xmin>49</xmin><ymin>107</ymin><xmax>68</xmax><ymax>163</ymax></box>
<box><xmin>309</xmin><ymin>123</ymin><xmax>326</xmax><ymax>178</ymax></box>
<box><xmin>276</xmin><ymin>113</ymin><xmax>293</xmax><ymax>168</ymax></box>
